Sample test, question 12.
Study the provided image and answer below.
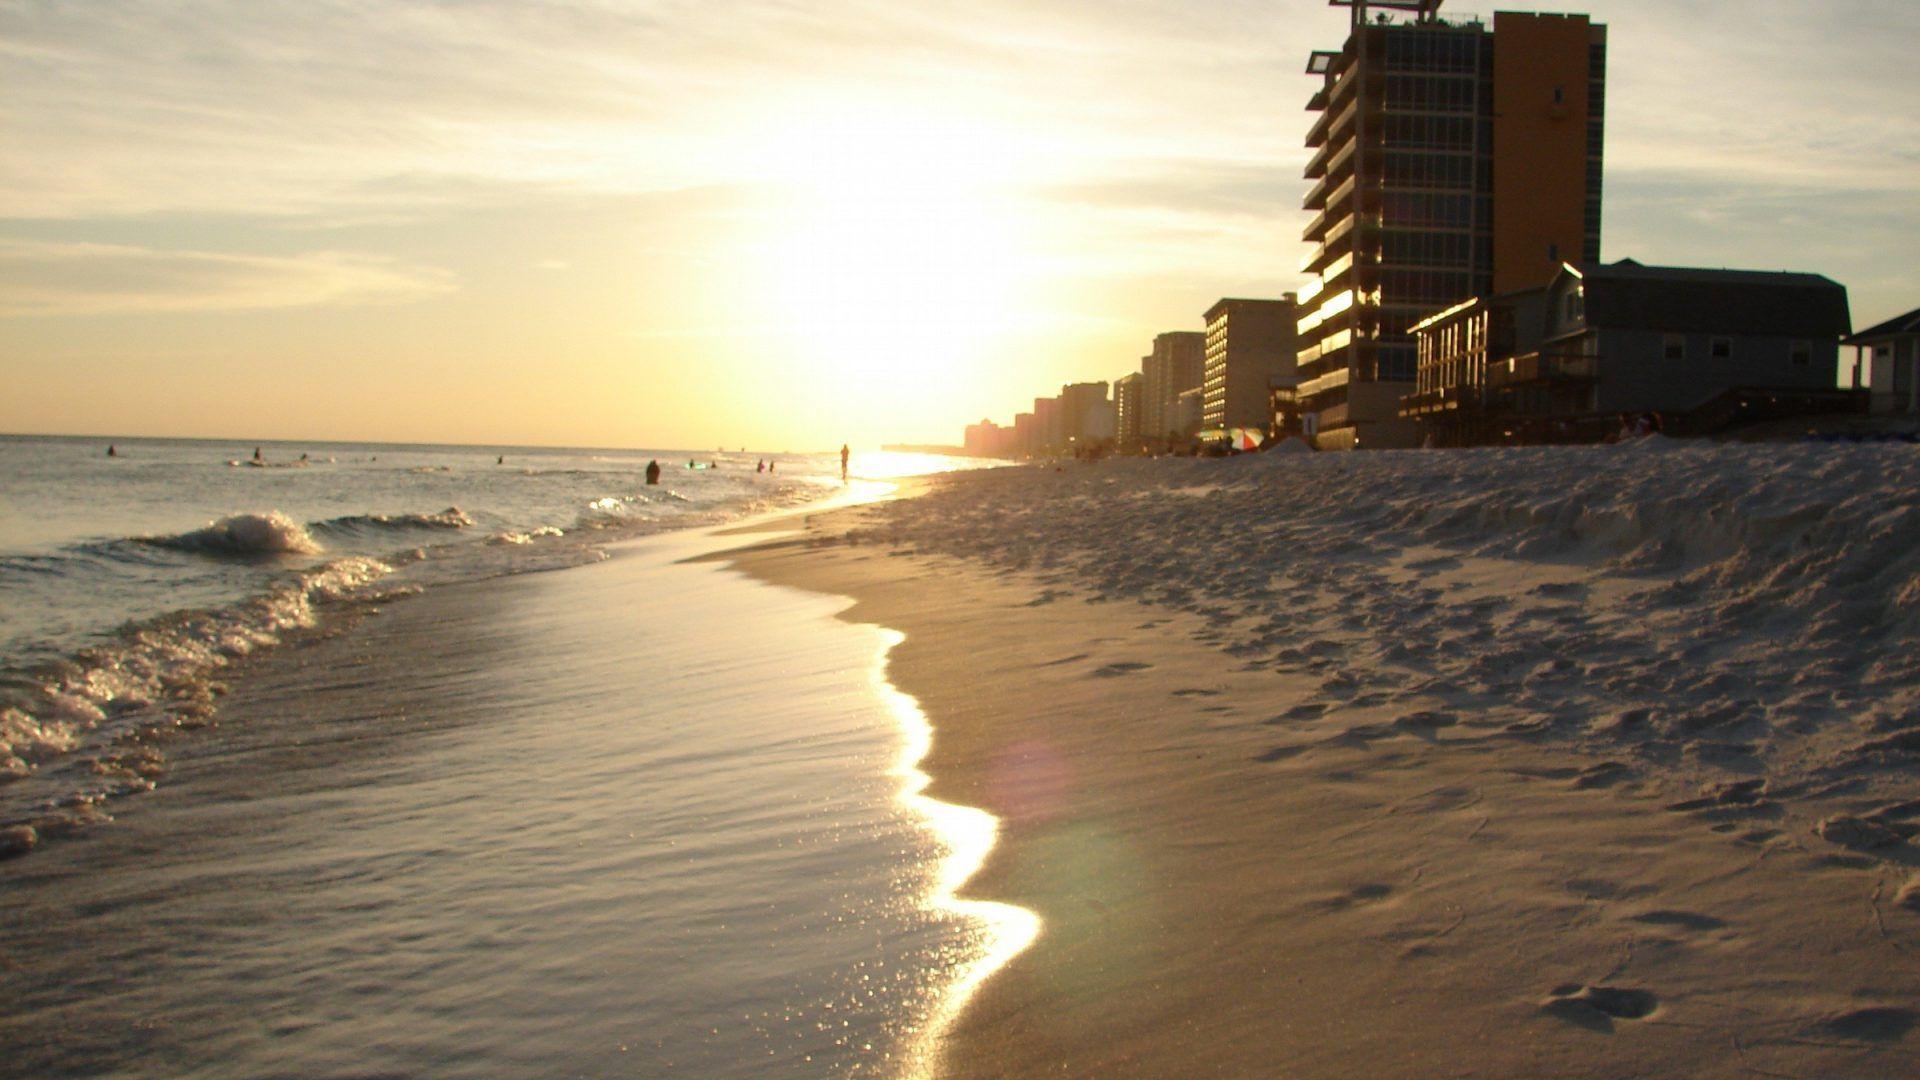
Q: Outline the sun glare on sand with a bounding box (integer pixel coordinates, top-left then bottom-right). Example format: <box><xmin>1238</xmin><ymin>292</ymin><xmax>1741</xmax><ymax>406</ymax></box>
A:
<box><xmin>741</xmin><ymin>105</ymin><xmax>1044</xmax><ymax>412</ymax></box>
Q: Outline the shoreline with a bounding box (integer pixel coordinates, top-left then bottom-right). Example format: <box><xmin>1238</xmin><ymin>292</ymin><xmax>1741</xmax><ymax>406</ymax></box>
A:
<box><xmin>725</xmin><ymin>465</ymin><xmax>1920</xmax><ymax>1078</ymax></box>
<box><xmin>0</xmin><ymin>493</ymin><xmax>982</xmax><ymax>1076</ymax></box>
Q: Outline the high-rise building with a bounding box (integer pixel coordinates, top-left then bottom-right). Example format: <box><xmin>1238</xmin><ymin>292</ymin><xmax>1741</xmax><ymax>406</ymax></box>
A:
<box><xmin>1113</xmin><ymin>372</ymin><xmax>1144</xmax><ymax>451</ymax></box>
<box><xmin>1058</xmin><ymin>381</ymin><xmax>1112</xmax><ymax>445</ymax></box>
<box><xmin>1141</xmin><ymin>331</ymin><xmax>1206</xmax><ymax>442</ymax></box>
<box><xmin>1033</xmin><ymin>395</ymin><xmax>1063</xmax><ymax>451</ymax></box>
<box><xmin>1012</xmin><ymin>411</ymin><xmax>1037</xmax><ymax>454</ymax></box>
<box><xmin>1203</xmin><ymin>296</ymin><xmax>1298</xmax><ymax>435</ymax></box>
<box><xmin>1295</xmin><ymin>0</ymin><xmax>1605</xmax><ymax>448</ymax></box>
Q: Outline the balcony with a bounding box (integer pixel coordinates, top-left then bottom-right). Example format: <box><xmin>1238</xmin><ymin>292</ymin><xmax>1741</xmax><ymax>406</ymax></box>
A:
<box><xmin>1300</xmin><ymin>240</ymin><xmax>1331</xmax><ymax>276</ymax></box>
<box><xmin>1487</xmin><ymin>351</ymin><xmax>1597</xmax><ymax>389</ymax></box>
<box><xmin>1398</xmin><ymin>386</ymin><xmax>1475</xmax><ymax>418</ymax></box>
<box><xmin>1325</xmin><ymin>135</ymin><xmax>1364</xmax><ymax>180</ymax></box>
<box><xmin>1324</xmin><ymin>173</ymin><xmax>1358</xmax><ymax>217</ymax></box>
<box><xmin>1303</xmin><ymin>170</ymin><xmax>1333</xmax><ymax>211</ymax></box>
<box><xmin>1326</xmin><ymin>95</ymin><xmax>1361</xmax><ymax>147</ymax></box>
<box><xmin>1303</xmin><ymin>205</ymin><xmax>1330</xmax><ymax>244</ymax></box>
<box><xmin>1305</xmin><ymin>134</ymin><xmax>1343</xmax><ymax>180</ymax></box>
<box><xmin>1306</xmin><ymin>108</ymin><xmax>1333</xmax><ymax>149</ymax></box>
<box><xmin>1319</xmin><ymin>250</ymin><xmax>1356</xmax><ymax>291</ymax></box>
<box><xmin>1298</xmin><ymin>365</ymin><xmax>1353</xmax><ymax>401</ymax></box>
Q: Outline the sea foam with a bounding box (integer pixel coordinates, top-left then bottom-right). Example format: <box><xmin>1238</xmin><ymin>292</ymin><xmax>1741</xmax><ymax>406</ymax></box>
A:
<box><xmin>150</xmin><ymin>511</ymin><xmax>325</xmax><ymax>556</ymax></box>
<box><xmin>0</xmin><ymin>555</ymin><xmax>393</xmax><ymax>840</ymax></box>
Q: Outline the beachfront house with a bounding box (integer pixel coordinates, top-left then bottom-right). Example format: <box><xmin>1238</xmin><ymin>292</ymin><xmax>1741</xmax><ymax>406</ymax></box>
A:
<box><xmin>1401</xmin><ymin>286</ymin><xmax>1549</xmax><ymax>446</ymax></box>
<box><xmin>1404</xmin><ymin>259</ymin><xmax>1856</xmax><ymax>442</ymax></box>
<box><xmin>1843</xmin><ymin>305</ymin><xmax>1920</xmax><ymax>416</ymax></box>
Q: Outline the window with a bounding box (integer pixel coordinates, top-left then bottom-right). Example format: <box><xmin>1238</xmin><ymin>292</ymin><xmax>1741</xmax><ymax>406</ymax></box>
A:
<box><xmin>1791</xmin><ymin>340</ymin><xmax>1812</xmax><ymax>367</ymax></box>
<box><xmin>1664</xmin><ymin>334</ymin><xmax>1685</xmax><ymax>360</ymax></box>
<box><xmin>1711</xmin><ymin>337</ymin><xmax>1732</xmax><ymax>359</ymax></box>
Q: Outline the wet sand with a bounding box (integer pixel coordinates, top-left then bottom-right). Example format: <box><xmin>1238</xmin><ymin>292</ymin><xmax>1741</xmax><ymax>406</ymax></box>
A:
<box><xmin>729</xmin><ymin>489</ymin><xmax>1920</xmax><ymax>1078</ymax></box>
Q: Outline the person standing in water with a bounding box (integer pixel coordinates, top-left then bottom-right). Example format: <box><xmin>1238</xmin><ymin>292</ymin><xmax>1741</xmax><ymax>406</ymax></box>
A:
<box><xmin>645</xmin><ymin>459</ymin><xmax>661</xmax><ymax>485</ymax></box>
<box><xmin>839</xmin><ymin>444</ymin><xmax>849</xmax><ymax>482</ymax></box>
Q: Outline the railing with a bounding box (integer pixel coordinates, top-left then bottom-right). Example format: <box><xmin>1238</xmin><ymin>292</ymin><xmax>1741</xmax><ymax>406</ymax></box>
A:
<box><xmin>1299</xmin><ymin>366</ymin><xmax>1354</xmax><ymax>400</ymax></box>
<box><xmin>1397</xmin><ymin>386</ymin><xmax>1475</xmax><ymax>418</ymax></box>
<box><xmin>1487</xmin><ymin>351</ymin><xmax>1595</xmax><ymax>388</ymax></box>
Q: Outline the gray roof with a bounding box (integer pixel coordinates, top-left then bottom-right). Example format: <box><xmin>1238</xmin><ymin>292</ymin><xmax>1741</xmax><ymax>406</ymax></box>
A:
<box><xmin>1843</xmin><ymin>305</ymin><xmax>1920</xmax><ymax>346</ymax></box>
<box><xmin>1577</xmin><ymin>260</ymin><xmax>1851</xmax><ymax>338</ymax></box>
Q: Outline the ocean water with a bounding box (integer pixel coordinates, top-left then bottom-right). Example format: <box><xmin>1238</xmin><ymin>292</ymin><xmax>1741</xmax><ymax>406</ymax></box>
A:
<box><xmin>0</xmin><ymin>434</ymin><xmax>1019</xmax><ymax>1076</ymax></box>
<box><xmin>0</xmin><ymin>435</ymin><xmax>956</xmax><ymax>841</ymax></box>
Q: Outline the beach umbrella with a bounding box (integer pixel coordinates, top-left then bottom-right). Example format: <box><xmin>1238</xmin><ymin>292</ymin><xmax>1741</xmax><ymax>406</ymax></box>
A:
<box><xmin>1231</xmin><ymin>428</ymin><xmax>1262</xmax><ymax>452</ymax></box>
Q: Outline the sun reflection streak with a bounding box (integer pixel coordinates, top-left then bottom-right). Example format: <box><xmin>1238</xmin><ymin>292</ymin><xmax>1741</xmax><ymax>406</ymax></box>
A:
<box><xmin>872</xmin><ymin>628</ymin><xmax>1040</xmax><ymax>1079</ymax></box>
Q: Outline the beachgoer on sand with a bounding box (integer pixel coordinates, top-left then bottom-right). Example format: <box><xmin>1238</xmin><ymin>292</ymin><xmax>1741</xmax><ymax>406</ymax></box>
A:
<box><xmin>840</xmin><ymin>444</ymin><xmax>849</xmax><ymax>482</ymax></box>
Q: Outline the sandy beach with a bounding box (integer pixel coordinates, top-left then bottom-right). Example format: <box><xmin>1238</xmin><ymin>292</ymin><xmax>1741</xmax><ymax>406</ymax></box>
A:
<box><xmin>731</xmin><ymin>445</ymin><xmax>1920</xmax><ymax>1078</ymax></box>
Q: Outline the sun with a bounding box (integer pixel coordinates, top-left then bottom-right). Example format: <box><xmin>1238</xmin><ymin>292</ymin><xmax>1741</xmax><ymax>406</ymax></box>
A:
<box><xmin>737</xmin><ymin>103</ymin><xmax>1045</xmax><ymax>414</ymax></box>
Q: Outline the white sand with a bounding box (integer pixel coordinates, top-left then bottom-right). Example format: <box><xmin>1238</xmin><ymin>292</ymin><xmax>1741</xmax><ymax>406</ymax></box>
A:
<box><xmin>733</xmin><ymin>440</ymin><xmax>1920</xmax><ymax>1077</ymax></box>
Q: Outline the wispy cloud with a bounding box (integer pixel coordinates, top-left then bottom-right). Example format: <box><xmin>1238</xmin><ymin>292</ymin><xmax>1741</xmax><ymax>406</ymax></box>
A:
<box><xmin>0</xmin><ymin>240</ymin><xmax>456</xmax><ymax>316</ymax></box>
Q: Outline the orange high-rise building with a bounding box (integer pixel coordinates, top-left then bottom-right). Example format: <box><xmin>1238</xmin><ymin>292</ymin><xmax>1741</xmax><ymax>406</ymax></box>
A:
<box><xmin>1294</xmin><ymin>0</ymin><xmax>1605</xmax><ymax>448</ymax></box>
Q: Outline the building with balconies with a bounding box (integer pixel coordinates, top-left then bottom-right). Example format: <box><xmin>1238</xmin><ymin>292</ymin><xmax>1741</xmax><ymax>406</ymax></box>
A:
<box><xmin>1202</xmin><ymin>296</ymin><xmax>1298</xmax><ymax>438</ymax></box>
<box><xmin>1402</xmin><ymin>285</ymin><xmax>1548</xmax><ymax>445</ymax></box>
<box><xmin>1296</xmin><ymin>0</ymin><xmax>1605</xmax><ymax>449</ymax></box>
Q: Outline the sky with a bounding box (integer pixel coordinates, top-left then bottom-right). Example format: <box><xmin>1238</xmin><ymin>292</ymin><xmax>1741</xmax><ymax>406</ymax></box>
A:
<box><xmin>2</xmin><ymin>0</ymin><xmax>1916</xmax><ymax>451</ymax></box>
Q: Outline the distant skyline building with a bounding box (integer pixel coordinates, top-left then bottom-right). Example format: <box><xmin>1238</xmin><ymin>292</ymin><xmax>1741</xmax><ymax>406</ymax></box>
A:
<box><xmin>1142</xmin><ymin>331</ymin><xmax>1205</xmax><ymax>441</ymax></box>
<box><xmin>1295</xmin><ymin>0</ymin><xmax>1606</xmax><ymax>448</ymax></box>
<box><xmin>1173</xmin><ymin>386</ymin><xmax>1204</xmax><ymax>440</ymax></box>
<box><xmin>1203</xmin><ymin>296</ymin><xmax>1299</xmax><ymax>435</ymax></box>
<box><xmin>1032</xmin><ymin>395</ymin><xmax>1063</xmax><ymax>451</ymax></box>
<box><xmin>963</xmin><ymin>418</ymin><xmax>1015</xmax><ymax>456</ymax></box>
<box><xmin>1059</xmin><ymin>381</ymin><xmax>1112</xmax><ymax>445</ymax></box>
<box><xmin>1113</xmin><ymin>372</ymin><xmax>1144</xmax><ymax>450</ymax></box>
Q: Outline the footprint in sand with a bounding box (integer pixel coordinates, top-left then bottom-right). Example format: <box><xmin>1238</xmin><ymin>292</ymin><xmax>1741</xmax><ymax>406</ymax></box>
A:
<box><xmin>1818</xmin><ymin>1006</ymin><xmax>1916</xmax><ymax>1043</ymax></box>
<box><xmin>1041</xmin><ymin>653</ymin><xmax>1090</xmax><ymax>667</ymax></box>
<box><xmin>1541</xmin><ymin>984</ymin><xmax>1660</xmax><ymax>1030</ymax></box>
<box><xmin>1563</xmin><ymin>878</ymin><xmax>1657</xmax><ymax>902</ymax></box>
<box><xmin>1172</xmin><ymin>688</ymin><xmax>1224</xmax><ymax>698</ymax></box>
<box><xmin>1267</xmin><ymin>701</ymin><xmax>1332</xmax><ymax>724</ymax></box>
<box><xmin>1627</xmin><ymin>909</ymin><xmax>1727</xmax><ymax>932</ymax></box>
<box><xmin>1572</xmin><ymin>761</ymin><xmax>1633</xmax><ymax>789</ymax></box>
<box><xmin>1312</xmin><ymin>883</ymin><xmax>1395</xmax><ymax>912</ymax></box>
<box><xmin>1092</xmin><ymin>661</ymin><xmax>1153</xmax><ymax>678</ymax></box>
<box><xmin>1392</xmin><ymin>709</ymin><xmax>1459</xmax><ymax>734</ymax></box>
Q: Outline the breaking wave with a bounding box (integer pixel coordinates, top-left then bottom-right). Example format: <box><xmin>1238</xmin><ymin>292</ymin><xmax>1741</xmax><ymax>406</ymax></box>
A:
<box><xmin>144</xmin><ymin>512</ymin><xmax>324</xmax><ymax>557</ymax></box>
<box><xmin>0</xmin><ymin>555</ymin><xmax>395</xmax><ymax>855</ymax></box>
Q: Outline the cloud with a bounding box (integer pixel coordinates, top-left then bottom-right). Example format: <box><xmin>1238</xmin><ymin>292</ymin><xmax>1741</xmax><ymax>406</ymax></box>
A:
<box><xmin>0</xmin><ymin>240</ymin><xmax>456</xmax><ymax>317</ymax></box>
